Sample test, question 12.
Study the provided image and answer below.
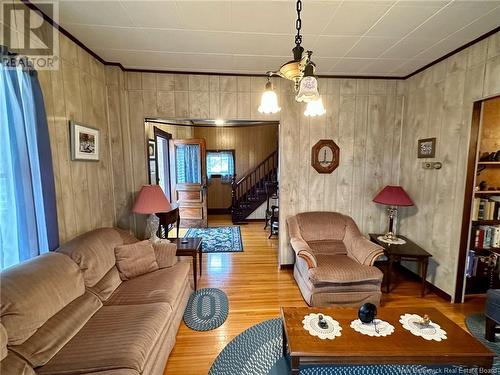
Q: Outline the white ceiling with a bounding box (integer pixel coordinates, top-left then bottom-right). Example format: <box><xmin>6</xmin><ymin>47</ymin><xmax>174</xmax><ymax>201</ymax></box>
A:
<box><xmin>41</xmin><ymin>0</ymin><xmax>500</xmax><ymax>76</ymax></box>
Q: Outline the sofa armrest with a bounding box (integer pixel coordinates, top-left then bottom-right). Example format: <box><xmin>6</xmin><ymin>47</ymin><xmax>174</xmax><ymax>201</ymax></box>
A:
<box><xmin>348</xmin><ymin>236</ymin><xmax>385</xmax><ymax>266</ymax></box>
<box><xmin>152</xmin><ymin>241</ymin><xmax>178</xmax><ymax>268</ymax></box>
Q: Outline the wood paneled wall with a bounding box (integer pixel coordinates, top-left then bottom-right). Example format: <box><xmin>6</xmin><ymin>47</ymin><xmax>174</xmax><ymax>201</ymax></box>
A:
<box><xmin>193</xmin><ymin>124</ymin><xmax>278</xmax><ymax>209</ymax></box>
<box><xmin>399</xmin><ymin>32</ymin><xmax>500</xmax><ymax>299</ymax></box>
<box><xmin>37</xmin><ymin>35</ymin><xmax>115</xmax><ymax>244</ymax></box>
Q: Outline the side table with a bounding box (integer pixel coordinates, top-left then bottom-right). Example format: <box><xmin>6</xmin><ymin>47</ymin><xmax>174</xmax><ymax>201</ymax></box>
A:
<box><xmin>369</xmin><ymin>234</ymin><xmax>432</xmax><ymax>297</ymax></box>
<box><xmin>174</xmin><ymin>237</ymin><xmax>202</xmax><ymax>290</ymax></box>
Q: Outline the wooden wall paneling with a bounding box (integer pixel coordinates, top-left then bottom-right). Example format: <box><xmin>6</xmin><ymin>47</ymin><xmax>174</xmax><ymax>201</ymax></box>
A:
<box><xmin>308</xmin><ymin>113</ymin><xmax>326</xmax><ymax>211</ymax></box>
<box><xmin>297</xmin><ymin>109</ymin><xmax>310</xmax><ymax>213</ymax></box>
<box><xmin>61</xmin><ymin>60</ymin><xmax>93</xmax><ymax>235</ymax></box>
<box><xmin>323</xmin><ymin>80</ymin><xmax>341</xmax><ymax>213</ymax></box>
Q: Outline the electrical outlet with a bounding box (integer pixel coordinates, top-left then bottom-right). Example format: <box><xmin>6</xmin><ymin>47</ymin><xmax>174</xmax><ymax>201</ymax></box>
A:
<box><xmin>422</xmin><ymin>161</ymin><xmax>443</xmax><ymax>169</ymax></box>
<box><xmin>422</xmin><ymin>162</ymin><xmax>433</xmax><ymax>169</ymax></box>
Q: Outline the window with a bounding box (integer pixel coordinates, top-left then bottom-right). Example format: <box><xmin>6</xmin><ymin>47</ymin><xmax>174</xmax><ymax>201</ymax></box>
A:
<box><xmin>207</xmin><ymin>150</ymin><xmax>235</xmax><ymax>182</ymax></box>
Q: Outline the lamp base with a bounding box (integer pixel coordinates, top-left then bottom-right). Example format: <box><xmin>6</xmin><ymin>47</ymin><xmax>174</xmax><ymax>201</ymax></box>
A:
<box><xmin>145</xmin><ymin>213</ymin><xmax>160</xmax><ymax>243</ymax></box>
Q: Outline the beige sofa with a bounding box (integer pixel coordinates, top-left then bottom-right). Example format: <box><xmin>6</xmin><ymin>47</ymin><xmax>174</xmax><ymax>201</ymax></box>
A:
<box><xmin>287</xmin><ymin>212</ymin><xmax>385</xmax><ymax>307</ymax></box>
<box><xmin>0</xmin><ymin>227</ymin><xmax>193</xmax><ymax>375</ymax></box>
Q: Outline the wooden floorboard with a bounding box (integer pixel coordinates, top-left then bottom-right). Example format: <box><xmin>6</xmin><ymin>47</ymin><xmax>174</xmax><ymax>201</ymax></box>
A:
<box><xmin>163</xmin><ymin>215</ymin><xmax>485</xmax><ymax>375</ymax></box>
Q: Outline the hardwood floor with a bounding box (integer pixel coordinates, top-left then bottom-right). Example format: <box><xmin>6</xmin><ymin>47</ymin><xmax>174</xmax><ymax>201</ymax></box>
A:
<box><xmin>163</xmin><ymin>215</ymin><xmax>486</xmax><ymax>375</ymax></box>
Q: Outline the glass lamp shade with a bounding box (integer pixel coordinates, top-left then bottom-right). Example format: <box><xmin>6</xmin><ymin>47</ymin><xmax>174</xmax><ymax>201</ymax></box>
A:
<box><xmin>258</xmin><ymin>87</ymin><xmax>281</xmax><ymax>114</ymax></box>
<box><xmin>304</xmin><ymin>97</ymin><xmax>326</xmax><ymax>117</ymax></box>
<box><xmin>296</xmin><ymin>76</ymin><xmax>320</xmax><ymax>103</ymax></box>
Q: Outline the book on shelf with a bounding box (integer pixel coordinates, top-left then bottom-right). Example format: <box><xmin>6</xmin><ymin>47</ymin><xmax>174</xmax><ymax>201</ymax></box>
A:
<box><xmin>472</xmin><ymin>196</ymin><xmax>500</xmax><ymax>220</ymax></box>
<box><xmin>474</xmin><ymin>225</ymin><xmax>500</xmax><ymax>249</ymax></box>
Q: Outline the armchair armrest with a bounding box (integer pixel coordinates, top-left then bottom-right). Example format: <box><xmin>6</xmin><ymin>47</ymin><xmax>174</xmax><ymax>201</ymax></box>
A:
<box><xmin>152</xmin><ymin>240</ymin><xmax>178</xmax><ymax>268</ymax></box>
<box><xmin>348</xmin><ymin>236</ymin><xmax>385</xmax><ymax>266</ymax></box>
<box><xmin>287</xmin><ymin>215</ymin><xmax>317</xmax><ymax>268</ymax></box>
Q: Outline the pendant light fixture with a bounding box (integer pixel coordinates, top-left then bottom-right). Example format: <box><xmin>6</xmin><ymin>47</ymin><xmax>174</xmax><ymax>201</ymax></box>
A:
<box><xmin>258</xmin><ymin>0</ymin><xmax>325</xmax><ymax>116</ymax></box>
<box><xmin>258</xmin><ymin>75</ymin><xmax>281</xmax><ymax>114</ymax></box>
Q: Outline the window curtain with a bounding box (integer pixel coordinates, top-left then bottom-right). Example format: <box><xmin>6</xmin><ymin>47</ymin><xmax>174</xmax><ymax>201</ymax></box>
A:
<box><xmin>0</xmin><ymin>58</ymin><xmax>59</xmax><ymax>270</ymax></box>
<box><xmin>176</xmin><ymin>144</ymin><xmax>200</xmax><ymax>184</ymax></box>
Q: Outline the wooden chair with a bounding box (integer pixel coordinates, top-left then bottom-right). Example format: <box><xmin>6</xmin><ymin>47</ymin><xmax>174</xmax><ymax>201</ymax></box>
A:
<box><xmin>264</xmin><ymin>182</ymin><xmax>278</xmax><ymax>230</ymax></box>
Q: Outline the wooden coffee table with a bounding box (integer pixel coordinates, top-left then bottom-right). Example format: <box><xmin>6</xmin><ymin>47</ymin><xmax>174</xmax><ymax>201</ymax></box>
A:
<box><xmin>174</xmin><ymin>237</ymin><xmax>202</xmax><ymax>290</ymax></box>
<box><xmin>281</xmin><ymin>307</ymin><xmax>493</xmax><ymax>375</ymax></box>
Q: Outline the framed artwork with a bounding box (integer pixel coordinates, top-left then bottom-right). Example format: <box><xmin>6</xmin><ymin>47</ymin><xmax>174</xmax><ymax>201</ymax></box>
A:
<box><xmin>311</xmin><ymin>139</ymin><xmax>340</xmax><ymax>174</ymax></box>
<box><xmin>418</xmin><ymin>137</ymin><xmax>436</xmax><ymax>158</ymax></box>
<box><xmin>70</xmin><ymin>121</ymin><xmax>99</xmax><ymax>161</ymax></box>
<box><xmin>148</xmin><ymin>139</ymin><xmax>156</xmax><ymax>159</ymax></box>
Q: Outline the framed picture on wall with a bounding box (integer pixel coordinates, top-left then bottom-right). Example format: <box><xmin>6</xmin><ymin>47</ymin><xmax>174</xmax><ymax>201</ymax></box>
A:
<box><xmin>70</xmin><ymin>121</ymin><xmax>100</xmax><ymax>161</ymax></box>
<box><xmin>418</xmin><ymin>137</ymin><xmax>436</xmax><ymax>158</ymax></box>
<box><xmin>148</xmin><ymin>139</ymin><xmax>156</xmax><ymax>159</ymax></box>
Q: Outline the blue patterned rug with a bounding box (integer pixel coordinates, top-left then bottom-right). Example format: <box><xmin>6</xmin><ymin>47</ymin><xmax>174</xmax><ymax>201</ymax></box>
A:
<box><xmin>465</xmin><ymin>313</ymin><xmax>500</xmax><ymax>367</ymax></box>
<box><xmin>209</xmin><ymin>318</ymin><xmax>493</xmax><ymax>375</ymax></box>
<box><xmin>183</xmin><ymin>288</ymin><xmax>229</xmax><ymax>331</ymax></box>
<box><xmin>185</xmin><ymin>226</ymin><xmax>243</xmax><ymax>253</ymax></box>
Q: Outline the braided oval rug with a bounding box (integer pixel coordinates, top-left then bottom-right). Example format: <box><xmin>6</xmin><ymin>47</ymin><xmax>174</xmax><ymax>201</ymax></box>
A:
<box><xmin>183</xmin><ymin>288</ymin><xmax>228</xmax><ymax>331</ymax></box>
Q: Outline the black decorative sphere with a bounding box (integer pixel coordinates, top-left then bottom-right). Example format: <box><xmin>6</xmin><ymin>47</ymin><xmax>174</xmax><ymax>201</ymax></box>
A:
<box><xmin>358</xmin><ymin>303</ymin><xmax>377</xmax><ymax>323</ymax></box>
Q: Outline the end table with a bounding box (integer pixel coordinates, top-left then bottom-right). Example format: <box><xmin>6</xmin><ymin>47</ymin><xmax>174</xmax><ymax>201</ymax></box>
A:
<box><xmin>369</xmin><ymin>234</ymin><xmax>432</xmax><ymax>297</ymax></box>
<box><xmin>174</xmin><ymin>237</ymin><xmax>202</xmax><ymax>290</ymax></box>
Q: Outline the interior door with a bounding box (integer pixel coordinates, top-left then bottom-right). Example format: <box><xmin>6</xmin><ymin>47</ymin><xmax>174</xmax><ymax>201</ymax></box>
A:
<box><xmin>154</xmin><ymin>127</ymin><xmax>172</xmax><ymax>201</ymax></box>
<box><xmin>170</xmin><ymin>138</ymin><xmax>207</xmax><ymax>227</ymax></box>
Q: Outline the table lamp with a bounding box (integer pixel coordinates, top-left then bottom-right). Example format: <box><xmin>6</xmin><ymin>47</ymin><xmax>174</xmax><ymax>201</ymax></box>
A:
<box><xmin>132</xmin><ymin>185</ymin><xmax>173</xmax><ymax>242</ymax></box>
<box><xmin>373</xmin><ymin>185</ymin><xmax>413</xmax><ymax>243</ymax></box>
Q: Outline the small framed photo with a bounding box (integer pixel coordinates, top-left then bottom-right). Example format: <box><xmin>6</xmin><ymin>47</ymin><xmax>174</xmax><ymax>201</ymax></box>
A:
<box><xmin>148</xmin><ymin>139</ymin><xmax>156</xmax><ymax>159</ymax></box>
<box><xmin>418</xmin><ymin>137</ymin><xmax>436</xmax><ymax>158</ymax></box>
<box><xmin>70</xmin><ymin>121</ymin><xmax>99</xmax><ymax>161</ymax></box>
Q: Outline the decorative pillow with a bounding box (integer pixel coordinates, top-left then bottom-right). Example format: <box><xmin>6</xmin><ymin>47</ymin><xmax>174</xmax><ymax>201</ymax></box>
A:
<box><xmin>152</xmin><ymin>241</ymin><xmax>178</xmax><ymax>268</ymax></box>
<box><xmin>114</xmin><ymin>240</ymin><xmax>159</xmax><ymax>280</ymax></box>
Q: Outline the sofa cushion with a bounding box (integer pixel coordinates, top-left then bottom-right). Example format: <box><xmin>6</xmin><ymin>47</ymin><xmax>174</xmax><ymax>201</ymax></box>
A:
<box><xmin>152</xmin><ymin>240</ymin><xmax>178</xmax><ymax>268</ymax></box>
<box><xmin>308</xmin><ymin>255</ymin><xmax>383</xmax><ymax>284</ymax></box>
<box><xmin>296</xmin><ymin>212</ymin><xmax>348</xmax><ymax>242</ymax></box>
<box><xmin>9</xmin><ymin>292</ymin><xmax>102</xmax><ymax>367</ymax></box>
<box><xmin>104</xmin><ymin>262</ymin><xmax>190</xmax><ymax>307</ymax></box>
<box><xmin>88</xmin><ymin>266</ymin><xmax>123</xmax><ymax>301</ymax></box>
<box><xmin>114</xmin><ymin>240</ymin><xmax>159</xmax><ymax>280</ymax></box>
<box><xmin>0</xmin><ymin>253</ymin><xmax>85</xmax><ymax>345</ymax></box>
<box><xmin>56</xmin><ymin>227</ymin><xmax>137</xmax><ymax>288</ymax></box>
<box><xmin>307</xmin><ymin>240</ymin><xmax>347</xmax><ymax>256</ymax></box>
<box><xmin>1</xmin><ymin>352</ymin><xmax>36</xmax><ymax>375</ymax></box>
<box><xmin>37</xmin><ymin>303</ymin><xmax>171</xmax><ymax>375</ymax></box>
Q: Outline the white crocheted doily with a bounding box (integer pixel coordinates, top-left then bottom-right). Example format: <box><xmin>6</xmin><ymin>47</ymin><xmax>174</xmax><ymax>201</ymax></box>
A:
<box><xmin>377</xmin><ymin>236</ymin><xmax>406</xmax><ymax>245</ymax></box>
<box><xmin>399</xmin><ymin>313</ymin><xmax>447</xmax><ymax>341</ymax></box>
<box><xmin>350</xmin><ymin>319</ymin><xmax>395</xmax><ymax>337</ymax></box>
<box><xmin>302</xmin><ymin>313</ymin><xmax>342</xmax><ymax>340</ymax></box>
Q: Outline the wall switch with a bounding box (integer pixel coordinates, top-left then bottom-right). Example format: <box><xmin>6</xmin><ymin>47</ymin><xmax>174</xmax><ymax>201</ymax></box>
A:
<box><xmin>422</xmin><ymin>162</ymin><xmax>433</xmax><ymax>169</ymax></box>
<box><xmin>422</xmin><ymin>161</ymin><xmax>443</xmax><ymax>169</ymax></box>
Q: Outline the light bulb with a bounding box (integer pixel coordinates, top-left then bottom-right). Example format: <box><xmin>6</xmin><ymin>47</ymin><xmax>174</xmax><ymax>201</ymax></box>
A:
<box><xmin>304</xmin><ymin>97</ymin><xmax>326</xmax><ymax>117</ymax></box>
<box><xmin>258</xmin><ymin>80</ymin><xmax>281</xmax><ymax>114</ymax></box>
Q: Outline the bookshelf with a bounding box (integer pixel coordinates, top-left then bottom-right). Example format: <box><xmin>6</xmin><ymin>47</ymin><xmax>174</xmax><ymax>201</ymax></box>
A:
<box><xmin>463</xmin><ymin>97</ymin><xmax>500</xmax><ymax>296</ymax></box>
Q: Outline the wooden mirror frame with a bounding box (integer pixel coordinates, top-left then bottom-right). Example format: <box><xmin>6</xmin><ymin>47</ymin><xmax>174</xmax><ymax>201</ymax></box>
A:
<box><xmin>311</xmin><ymin>139</ymin><xmax>340</xmax><ymax>174</ymax></box>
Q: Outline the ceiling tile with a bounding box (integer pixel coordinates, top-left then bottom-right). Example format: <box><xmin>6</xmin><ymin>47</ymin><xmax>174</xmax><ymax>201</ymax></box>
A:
<box><xmin>120</xmin><ymin>1</ymin><xmax>184</xmax><ymax>29</ymax></box>
<box><xmin>59</xmin><ymin>1</ymin><xmax>133</xmax><ymax>27</ymax></box>
<box><xmin>360</xmin><ymin>58</ymin><xmax>407</xmax><ymax>74</ymax></box>
<box><xmin>365</xmin><ymin>2</ymin><xmax>444</xmax><ymax>38</ymax></box>
<box><xmin>322</xmin><ymin>1</ymin><xmax>395</xmax><ymax>36</ymax></box>
<box><xmin>380</xmin><ymin>38</ymin><xmax>438</xmax><ymax>59</ymax></box>
<box><xmin>175</xmin><ymin>1</ymin><xmax>233</xmax><ymax>32</ymax></box>
<box><xmin>314</xmin><ymin>36</ymin><xmax>361</xmax><ymax>58</ymax></box>
<box><xmin>390</xmin><ymin>59</ymin><xmax>429</xmax><ymax>75</ymax></box>
<box><xmin>329</xmin><ymin>58</ymin><xmax>373</xmax><ymax>73</ymax></box>
<box><xmin>345</xmin><ymin>37</ymin><xmax>399</xmax><ymax>58</ymax></box>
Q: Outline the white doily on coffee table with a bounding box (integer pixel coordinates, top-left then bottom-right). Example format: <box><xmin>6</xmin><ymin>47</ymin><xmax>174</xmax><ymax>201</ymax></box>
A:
<box><xmin>350</xmin><ymin>319</ymin><xmax>395</xmax><ymax>337</ymax></box>
<box><xmin>377</xmin><ymin>236</ymin><xmax>406</xmax><ymax>245</ymax></box>
<box><xmin>399</xmin><ymin>313</ymin><xmax>447</xmax><ymax>341</ymax></box>
<box><xmin>302</xmin><ymin>313</ymin><xmax>342</xmax><ymax>340</ymax></box>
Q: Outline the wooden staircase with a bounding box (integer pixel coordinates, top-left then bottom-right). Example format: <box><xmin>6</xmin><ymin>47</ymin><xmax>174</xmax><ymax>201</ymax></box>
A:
<box><xmin>231</xmin><ymin>150</ymin><xmax>278</xmax><ymax>223</ymax></box>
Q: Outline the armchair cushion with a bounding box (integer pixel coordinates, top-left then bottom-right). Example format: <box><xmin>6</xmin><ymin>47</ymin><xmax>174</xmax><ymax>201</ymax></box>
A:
<box><xmin>309</xmin><ymin>255</ymin><xmax>383</xmax><ymax>284</ymax></box>
<box><xmin>307</xmin><ymin>240</ymin><xmax>347</xmax><ymax>256</ymax></box>
<box><xmin>114</xmin><ymin>240</ymin><xmax>159</xmax><ymax>280</ymax></box>
<box><xmin>152</xmin><ymin>241</ymin><xmax>178</xmax><ymax>268</ymax></box>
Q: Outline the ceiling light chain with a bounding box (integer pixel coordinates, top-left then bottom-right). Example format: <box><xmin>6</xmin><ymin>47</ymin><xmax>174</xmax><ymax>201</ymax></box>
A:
<box><xmin>258</xmin><ymin>0</ymin><xmax>325</xmax><ymax>117</ymax></box>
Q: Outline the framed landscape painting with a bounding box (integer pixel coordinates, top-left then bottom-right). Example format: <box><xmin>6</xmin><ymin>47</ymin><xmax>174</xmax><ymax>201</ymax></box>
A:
<box><xmin>70</xmin><ymin>121</ymin><xmax>100</xmax><ymax>161</ymax></box>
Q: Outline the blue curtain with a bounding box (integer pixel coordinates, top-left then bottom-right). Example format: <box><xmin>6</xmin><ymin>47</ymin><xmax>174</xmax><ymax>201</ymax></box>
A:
<box><xmin>0</xmin><ymin>60</ymin><xmax>58</xmax><ymax>270</ymax></box>
<box><xmin>176</xmin><ymin>144</ymin><xmax>200</xmax><ymax>184</ymax></box>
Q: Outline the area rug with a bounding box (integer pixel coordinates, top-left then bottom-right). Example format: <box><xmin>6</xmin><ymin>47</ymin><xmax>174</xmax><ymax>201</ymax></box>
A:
<box><xmin>184</xmin><ymin>226</ymin><xmax>243</xmax><ymax>253</ymax></box>
<box><xmin>208</xmin><ymin>318</ymin><xmax>482</xmax><ymax>375</ymax></box>
<box><xmin>465</xmin><ymin>313</ymin><xmax>500</xmax><ymax>367</ymax></box>
<box><xmin>183</xmin><ymin>288</ymin><xmax>228</xmax><ymax>331</ymax></box>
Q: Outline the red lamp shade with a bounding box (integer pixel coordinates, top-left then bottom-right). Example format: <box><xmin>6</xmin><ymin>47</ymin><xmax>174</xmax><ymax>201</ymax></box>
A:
<box><xmin>373</xmin><ymin>185</ymin><xmax>414</xmax><ymax>207</ymax></box>
<box><xmin>132</xmin><ymin>185</ymin><xmax>173</xmax><ymax>214</ymax></box>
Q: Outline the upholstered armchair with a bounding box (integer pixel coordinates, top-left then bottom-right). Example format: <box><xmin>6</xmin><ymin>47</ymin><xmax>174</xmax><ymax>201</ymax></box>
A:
<box><xmin>287</xmin><ymin>212</ymin><xmax>385</xmax><ymax>307</ymax></box>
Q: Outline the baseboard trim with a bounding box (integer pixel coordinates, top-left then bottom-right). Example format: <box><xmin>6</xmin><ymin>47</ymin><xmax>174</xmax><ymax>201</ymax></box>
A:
<box><xmin>244</xmin><ymin>218</ymin><xmax>266</xmax><ymax>222</ymax></box>
<box><xmin>395</xmin><ymin>264</ymin><xmax>451</xmax><ymax>302</ymax></box>
<box><xmin>279</xmin><ymin>264</ymin><xmax>294</xmax><ymax>270</ymax></box>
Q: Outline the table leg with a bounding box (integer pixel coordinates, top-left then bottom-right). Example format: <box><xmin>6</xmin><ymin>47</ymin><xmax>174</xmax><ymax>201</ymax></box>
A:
<box><xmin>291</xmin><ymin>356</ymin><xmax>299</xmax><ymax>375</ymax></box>
<box><xmin>192</xmin><ymin>254</ymin><xmax>197</xmax><ymax>291</ymax></box>
<box><xmin>199</xmin><ymin>250</ymin><xmax>202</xmax><ymax>277</ymax></box>
<box><xmin>421</xmin><ymin>257</ymin><xmax>429</xmax><ymax>297</ymax></box>
<box><xmin>282</xmin><ymin>323</ymin><xmax>287</xmax><ymax>358</ymax></box>
<box><xmin>386</xmin><ymin>256</ymin><xmax>394</xmax><ymax>293</ymax></box>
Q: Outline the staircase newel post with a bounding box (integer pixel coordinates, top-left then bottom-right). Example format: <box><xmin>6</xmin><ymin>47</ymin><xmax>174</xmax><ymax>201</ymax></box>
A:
<box><xmin>231</xmin><ymin>174</ymin><xmax>237</xmax><ymax>222</ymax></box>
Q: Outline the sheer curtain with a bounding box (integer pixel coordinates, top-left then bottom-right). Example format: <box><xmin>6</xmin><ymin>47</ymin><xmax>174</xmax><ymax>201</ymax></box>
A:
<box><xmin>0</xmin><ymin>59</ymin><xmax>58</xmax><ymax>269</ymax></box>
<box><xmin>176</xmin><ymin>144</ymin><xmax>200</xmax><ymax>183</ymax></box>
